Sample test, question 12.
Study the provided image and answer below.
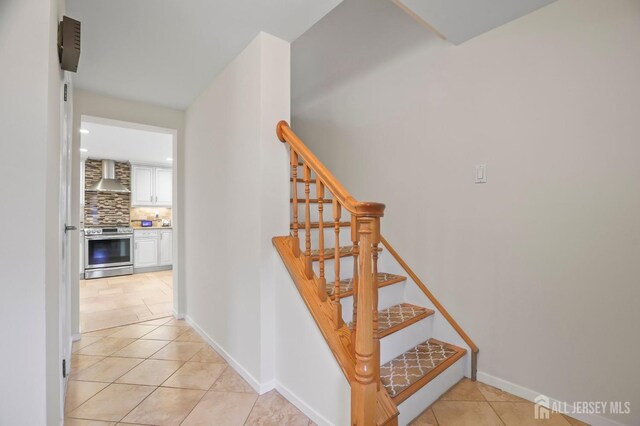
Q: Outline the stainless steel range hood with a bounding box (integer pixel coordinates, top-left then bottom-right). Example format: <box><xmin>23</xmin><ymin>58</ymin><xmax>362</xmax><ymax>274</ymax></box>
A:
<box><xmin>86</xmin><ymin>160</ymin><xmax>130</xmax><ymax>193</ymax></box>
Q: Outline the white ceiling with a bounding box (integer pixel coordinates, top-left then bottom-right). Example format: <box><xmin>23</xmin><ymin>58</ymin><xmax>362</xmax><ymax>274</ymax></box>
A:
<box><xmin>80</xmin><ymin>119</ymin><xmax>173</xmax><ymax>165</ymax></box>
<box><xmin>393</xmin><ymin>0</ymin><xmax>556</xmax><ymax>44</ymax></box>
<box><xmin>67</xmin><ymin>0</ymin><xmax>342</xmax><ymax>109</ymax></box>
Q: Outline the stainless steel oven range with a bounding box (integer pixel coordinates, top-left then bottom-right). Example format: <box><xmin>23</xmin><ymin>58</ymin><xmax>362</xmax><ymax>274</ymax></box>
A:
<box><xmin>84</xmin><ymin>227</ymin><xmax>134</xmax><ymax>279</ymax></box>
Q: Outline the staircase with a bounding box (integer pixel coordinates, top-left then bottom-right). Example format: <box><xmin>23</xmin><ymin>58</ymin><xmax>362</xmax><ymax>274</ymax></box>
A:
<box><xmin>273</xmin><ymin>121</ymin><xmax>478</xmax><ymax>425</ymax></box>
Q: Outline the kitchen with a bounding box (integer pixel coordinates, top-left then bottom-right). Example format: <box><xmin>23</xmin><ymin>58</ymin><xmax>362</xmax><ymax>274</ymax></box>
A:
<box><xmin>79</xmin><ymin>118</ymin><xmax>176</xmax><ymax>332</ymax></box>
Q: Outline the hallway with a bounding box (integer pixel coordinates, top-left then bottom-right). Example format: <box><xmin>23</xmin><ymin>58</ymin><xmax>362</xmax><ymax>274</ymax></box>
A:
<box><xmin>66</xmin><ymin>317</ymin><xmax>313</xmax><ymax>425</ymax></box>
<box><xmin>80</xmin><ymin>271</ymin><xmax>174</xmax><ymax>332</ymax></box>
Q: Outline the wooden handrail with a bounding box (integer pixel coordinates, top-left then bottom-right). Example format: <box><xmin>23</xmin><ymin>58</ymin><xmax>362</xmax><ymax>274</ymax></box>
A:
<box><xmin>380</xmin><ymin>235</ymin><xmax>479</xmax><ymax>355</ymax></box>
<box><xmin>277</xmin><ymin>121</ymin><xmax>385</xmax><ymax>218</ymax></box>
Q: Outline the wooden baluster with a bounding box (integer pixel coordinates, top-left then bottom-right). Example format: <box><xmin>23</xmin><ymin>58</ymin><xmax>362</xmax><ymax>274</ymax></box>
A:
<box><xmin>372</xmin><ymin>220</ymin><xmax>381</xmax><ymax>391</ymax></box>
<box><xmin>317</xmin><ymin>181</ymin><xmax>327</xmax><ymax>301</ymax></box>
<box><xmin>351</xmin><ymin>216</ymin><xmax>379</xmax><ymax>426</ymax></box>
<box><xmin>333</xmin><ymin>199</ymin><xmax>342</xmax><ymax>328</ymax></box>
<box><xmin>303</xmin><ymin>164</ymin><xmax>313</xmax><ymax>279</ymax></box>
<box><xmin>290</xmin><ymin>150</ymin><xmax>300</xmax><ymax>257</ymax></box>
<box><xmin>351</xmin><ymin>216</ymin><xmax>359</xmax><ymax>348</ymax></box>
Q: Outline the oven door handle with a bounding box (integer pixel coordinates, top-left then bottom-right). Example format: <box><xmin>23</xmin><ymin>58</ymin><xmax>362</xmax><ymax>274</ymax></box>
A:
<box><xmin>86</xmin><ymin>234</ymin><xmax>133</xmax><ymax>240</ymax></box>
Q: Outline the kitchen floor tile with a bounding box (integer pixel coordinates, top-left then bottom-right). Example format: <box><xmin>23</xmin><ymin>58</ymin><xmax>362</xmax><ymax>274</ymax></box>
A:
<box><xmin>244</xmin><ymin>389</ymin><xmax>309</xmax><ymax>426</ymax></box>
<box><xmin>107</xmin><ymin>324</ymin><xmax>159</xmax><ymax>339</ymax></box>
<box><xmin>141</xmin><ymin>325</ymin><xmax>189</xmax><ymax>341</ymax></box>
<box><xmin>67</xmin><ymin>383</ymin><xmax>155</xmax><ymax>422</ymax></box>
<box><xmin>431</xmin><ymin>401</ymin><xmax>503</xmax><ymax>426</ymax></box>
<box><xmin>181</xmin><ymin>391</ymin><xmax>258</xmax><ymax>426</ymax></box>
<box><xmin>189</xmin><ymin>346</ymin><xmax>226</xmax><ymax>363</ymax></box>
<box><xmin>76</xmin><ymin>337</ymin><xmax>137</xmax><ymax>356</ymax></box>
<box><xmin>210</xmin><ymin>366</ymin><xmax>256</xmax><ymax>394</ymax></box>
<box><xmin>71</xmin><ymin>357</ymin><xmax>143</xmax><ymax>382</ymax></box>
<box><xmin>439</xmin><ymin>378</ymin><xmax>487</xmax><ymax>401</ymax></box>
<box><xmin>71</xmin><ymin>354</ymin><xmax>105</xmax><ymax>373</ymax></box>
<box><xmin>490</xmin><ymin>401</ymin><xmax>572</xmax><ymax>425</ymax></box>
<box><xmin>162</xmin><ymin>362</ymin><xmax>226</xmax><ymax>390</ymax></box>
<box><xmin>121</xmin><ymin>387</ymin><xmax>205</xmax><ymax>426</ymax></box>
<box><xmin>65</xmin><ymin>380</ymin><xmax>110</xmax><ymax>412</ymax></box>
<box><xmin>115</xmin><ymin>359</ymin><xmax>183</xmax><ymax>386</ymax></box>
<box><xmin>111</xmin><ymin>339</ymin><xmax>170</xmax><ymax>358</ymax></box>
<box><xmin>150</xmin><ymin>341</ymin><xmax>205</xmax><ymax>361</ymax></box>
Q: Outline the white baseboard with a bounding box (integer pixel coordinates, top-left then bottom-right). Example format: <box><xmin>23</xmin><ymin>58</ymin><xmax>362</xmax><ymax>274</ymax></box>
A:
<box><xmin>184</xmin><ymin>315</ymin><xmax>275</xmax><ymax>395</ymax></box>
<box><xmin>71</xmin><ymin>333</ymin><xmax>81</xmax><ymax>342</ymax></box>
<box><xmin>275</xmin><ymin>382</ymin><xmax>335</xmax><ymax>426</ymax></box>
<box><xmin>477</xmin><ymin>371</ymin><xmax>629</xmax><ymax>426</ymax></box>
<box><xmin>173</xmin><ymin>310</ymin><xmax>184</xmax><ymax>320</ymax></box>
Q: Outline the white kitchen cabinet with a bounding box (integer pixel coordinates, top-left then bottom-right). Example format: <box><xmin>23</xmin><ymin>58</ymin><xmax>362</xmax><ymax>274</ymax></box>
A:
<box><xmin>154</xmin><ymin>168</ymin><xmax>173</xmax><ymax>206</ymax></box>
<box><xmin>131</xmin><ymin>166</ymin><xmax>155</xmax><ymax>206</ymax></box>
<box><xmin>159</xmin><ymin>230</ymin><xmax>173</xmax><ymax>265</ymax></box>
<box><xmin>134</xmin><ymin>229</ymin><xmax>172</xmax><ymax>269</ymax></box>
<box><xmin>134</xmin><ymin>232</ymin><xmax>159</xmax><ymax>268</ymax></box>
<box><xmin>131</xmin><ymin>165</ymin><xmax>172</xmax><ymax>207</ymax></box>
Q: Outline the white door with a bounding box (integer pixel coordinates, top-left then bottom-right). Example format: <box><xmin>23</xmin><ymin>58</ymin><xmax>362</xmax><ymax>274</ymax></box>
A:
<box><xmin>159</xmin><ymin>230</ymin><xmax>173</xmax><ymax>265</ymax></box>
<box><xmin>132</xmin><ymin>166</ymin><xmax>154</xmax><ymax>206</ymax></box>
<box><xmin>155</xmin><ymin>168</ymin><xmax>173</xmax><ymax>206</ymax></box>
<box><xmin>59</xmin><ymin>77</ymin><xmax>74</xmax><ymax>421</ymax></box>
<box><xmin>135</xmin><ymin>238</ymin><xmax>159</xmax><ymax>268</ymax></box>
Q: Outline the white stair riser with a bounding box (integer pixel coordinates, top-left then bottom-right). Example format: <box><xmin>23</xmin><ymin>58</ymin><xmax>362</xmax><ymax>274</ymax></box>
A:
<box><xmin>340</xmin><ymin>281</ymin><xmax>406</xmax><ymax>324</ymax></box>
<box><xmin>396</xmin><ymin>354</ymin><xmax>467</xmax><ymax>426</ymax></box>
<box><xmin>380</xmin><ymin>315</ymin><xmax>434</xmax><ymax>365</ymax></box>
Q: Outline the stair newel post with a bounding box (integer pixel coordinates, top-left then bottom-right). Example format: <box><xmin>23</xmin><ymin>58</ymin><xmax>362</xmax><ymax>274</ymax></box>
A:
<box><xmin>352</xmin><ymin>214</ymin><xmax>379</xmax><ymax>426</ymax></box>
<box><xmin>317</xmin><ymin>181</ymin><xmax>327</xmax><ymax>301</ymax></box>
<box><xmin>333</xmin><ymin>199</ymin><xmax>343</xmax><ymax>328</ymax></box>
<box><xmin>303</xmin><ymin>164</ymin><xmax>313</xmax><ymax>279</ymax></box>
<box><xmin>350</xmin><ymin>216</ymin><xmax>359</xmax><ymax>349</ymax></box>
<box><xmin>290</xmin><ymin>150</ymin><xmax>301</xmax><ymax>257</ymax></box>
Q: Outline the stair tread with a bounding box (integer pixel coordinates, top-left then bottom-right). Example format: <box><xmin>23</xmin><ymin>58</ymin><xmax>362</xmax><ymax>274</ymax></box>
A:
<box><xmin>291</xmin><ymin>221</ymin><xmax>350</xmax><ymax>230</ymax></box>
<box><xmin>310</xmin><ymin>246</ymin><xmax>354</xmax><ymax>260</ymax></box>
<box><xmin>326</xmin><ymin>272</ymin><xmax>406</xmax><ymax>298</ymax></box>
<box><xmin>381</xmin><ymin>338</ymin><xmax>466</xmax><ymax>402</ymax></box>
<box><xmin>347</xmin><ymin>303</ymin><xmax>434</xmax><ymax>336</ymax></box>
<box><xmin>378</xmin><ymin>303</ymin><xmax>435</xmax><ymax>337</ymax></box>
<box><xmin>290</xmin><ymin>178</ymin><xmax>317</xmax><ymax>183</ymax></box>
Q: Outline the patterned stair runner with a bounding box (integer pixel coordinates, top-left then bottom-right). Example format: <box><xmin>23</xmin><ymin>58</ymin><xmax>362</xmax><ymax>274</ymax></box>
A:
<box><xmin>380</xmin><ymin>339</ymin><xmax>465</xmax><ymax>399</ymax></box>
<box><xmin>325</xmin><ymin>272</ymin><xmax>405</xmax><ymax>298</ymax></box>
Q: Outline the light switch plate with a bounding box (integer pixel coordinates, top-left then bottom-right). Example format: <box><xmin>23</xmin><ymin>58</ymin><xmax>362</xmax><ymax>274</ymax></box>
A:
<box><xmin>475</xmin><ymin>164</ymin><xmax>487</xmax><ymax>183</ymax></box>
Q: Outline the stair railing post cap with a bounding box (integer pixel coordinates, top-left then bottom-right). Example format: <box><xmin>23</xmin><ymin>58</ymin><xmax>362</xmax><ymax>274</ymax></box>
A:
<box><xmin>277</xmin><ymin>120</ymin><xmax>290</xmax><ymax>142</ymax></box>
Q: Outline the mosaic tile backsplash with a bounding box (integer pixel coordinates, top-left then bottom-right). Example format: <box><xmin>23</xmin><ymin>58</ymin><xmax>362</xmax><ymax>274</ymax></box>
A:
<box><xmin>84</xmin><ymin>159</ymin><xmax>131</xmax><ymax>226</ymax></box>
<box><xmin>130</xmin><ymin>207</ymin><xmax>172</xmax><ymax>227</ymax></box>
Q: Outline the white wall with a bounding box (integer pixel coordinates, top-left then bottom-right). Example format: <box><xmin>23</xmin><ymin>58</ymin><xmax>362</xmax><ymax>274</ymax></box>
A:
<box><xmin>183</xmin><ymin>32</ymin><xmax>290</xmax><ymax>388</ymax></box>
<box><xmin>0</xmin><ymin>0</ymin><xmax>65</xmax><ymax>423</ymax></box>
<box><xmin>274</xmin><ymin>259</ymin><xmax>351</xmax><ymax>425</ymax></box>
<box><xmin>71</xmin><ymin>90</ymin><xmax>185</xmax><ymax>335</ymax></box>
<box><xmin>292</xmin><ymin>1</ymin><xmax>640</xmax><ymax>425</ymax></box>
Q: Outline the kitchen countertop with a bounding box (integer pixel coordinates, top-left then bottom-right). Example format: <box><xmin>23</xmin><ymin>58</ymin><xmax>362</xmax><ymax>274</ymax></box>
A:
<box><xmin>132</xmin><ymin>227</ymin><xmax>173</xmax><ymax>230</ymax></box>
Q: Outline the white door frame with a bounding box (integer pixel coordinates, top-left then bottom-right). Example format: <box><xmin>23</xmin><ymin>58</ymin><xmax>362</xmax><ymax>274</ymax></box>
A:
<box><xmin>59</xmin><ymin>74</ymin><xmax>73</xmax><ymax>422</ymax></box>
<box><xmin>74</xmin><ymin>115</ymin><xmax>182</xmax><ymax>325</ymax></box>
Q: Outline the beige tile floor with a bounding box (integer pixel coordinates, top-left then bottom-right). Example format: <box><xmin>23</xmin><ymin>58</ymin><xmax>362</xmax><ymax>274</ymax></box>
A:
<box><xmin>410</xmin><ymin>378</ymin><xmax>589</xmax><ymax>426</ymax></box>
<box><xmin>66</xmin><ymin>316</ymin><xmax>314</xmax><ymax>425</ymax></box>
<box><xmin>80</xmin><ymin>271</ymin><xmax>174</xmax><ymax>332</ymax></box>
<box><xmin>73</xmin><ymin>296</ymin><xmax>591</xmax><ymax>426</ymax></box>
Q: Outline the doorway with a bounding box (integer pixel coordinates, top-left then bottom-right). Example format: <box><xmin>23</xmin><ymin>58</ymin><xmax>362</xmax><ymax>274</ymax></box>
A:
<box><xmin>76</xmin><ymin>116</ymin><xmax>180</xmax><ymax>333</ymax></box>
